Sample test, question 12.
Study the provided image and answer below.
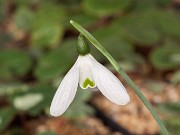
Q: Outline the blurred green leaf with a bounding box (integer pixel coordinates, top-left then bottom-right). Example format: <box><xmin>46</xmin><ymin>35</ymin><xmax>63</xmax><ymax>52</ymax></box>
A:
<box><xmin>162</xmin><ymin>102</ymin><xmax>180</xmax><ymax>112</ymax></box>
<box><xmin>0</xmin><ymin>49</ymin><xmax>32</xmax><ymax>79</ymax></box>
<box><xmin>35</xmin><ymin>39</ymin><xmax>77</xmax><ymax>80</ymax></box>
<box><xmin>118</xmin><ymin>61</ymin><xmax>137</xmax><ymax>72</ymax></box>
<box><xmin>155</xmin><ymin>0</ymin><xmax>171</xmax><ymax>7</ymax></box>
<box><xmin>171</xmin><ymin>70</ymin><xmax>180</xmax><ymax>85</ymax></box>
<box><xmin>32</xmin><ymin>4</ymin><xmax>65</xmax><ymax>29</ymax></box>
<box><xmin>133</xmin><ymin>10</ymin><xmax>180</xmax><ymax>38</ymax></box>
<box><xmin>134</xmin><ymin>0</ymin><xmax>157</xmax><ymax>11</ymax></box>
<box><xmin>0</xmin><ymin>0</ymin><xmax>6</xmax><ymax>22</ymax></box>
<box><xmin>11</xmin><ymin>85</ymin><xmax>55</xmax><ymax>116</ymax></box>
<box><xmin>0</xmin><ymin>107</ymin><xmax>16</xmax><ymax>132</ymax></box>
<box><xmin>14</xmin><ymin>7</ymin><xmax>34</xmax><ymax>30</ymax></box>
<box><xmin>157</xmin><ymin>102</ymin><xmax>180</xmax><ymax>117</ymax></box>
<box><xmin>65</xmin><ymin>13</ymin><xmax>97</xmax><ymax>28</ymax></box>
<box><xmin>114</xmin><ymin>13</ymin><xmax>161</xmax><ymax>45</ymax></box>
<box><xmin>31</xmin><ymin>25</ymin><xmax>63</xmax><ymax>48</ymax></box>
<box><xmin>15</xmin><ymin>0</ymin><xmax>32</xmax><ymax>6</ymax></box>
<box><xmin>83</xmin><ymin>0</ymin><xmax>132</xmax><ymax>17</ymax></box>
<box><xmin>165</xmin><ymin>117</ymin><xmax>180</xmax><ymax>135</ymax></box>
<box><xmin>91</xmin><ymin>25</ymin><xmax>134</xmax><ymax>61</ymax></box>
<box><xmin>150</xmin><ymin>41</ymin><xmax>180</xmax><ymax>70</ymax></box>
<box><xmin>156</xmin><ymin>102</ymin><xmax>180</xmax><ymax>134</ymax></box>
<box><xmin>15</xmin><ymin>0</ymin><xmax>57</xmax><ymax>7</ymax></box>
<box><xmin>154</xmin><ymin>11</ymin><xmax>180</xmax><ymax>37</ymax></box>
<box><xmin>0</xmin><ymin>32</ymin><xmax>12</xmax><ymax>48</ymax></box>
<box><xmin>64</xmin><ymin>88</ymin><xmax>94</xmax><ymax>118</ymax></box>
<box><xmin>134</xmin><ymin>0</ymin><xmax>170</xmax><ymax>11</ymax></box>
<box><xmin>0</xmin><ymin>83</ymin><xmax>29</xmax><ymax>96</ymax></box>
<box><xmin>31</xmin><ymin>5</ymin><xmax>65</xmax><ymax>48</ymax></box>
<box><xmin>37</xmin><ymin>131</ymin><xmax>57</xmax><ymax>135</ymax></box>
<box><xmin>13</xmin><ymin>93</ymin><xmax>44</xmax><ymax>111</ymax></box>
<box><xmin>144</xmin><ymin>80</ymin><xmax>164</xmax><ymax>93</ymax></box>
<box><xmin>60</xmin><ymin>0</ymin><xmax>81</xmax><ymax>6</ymax></box>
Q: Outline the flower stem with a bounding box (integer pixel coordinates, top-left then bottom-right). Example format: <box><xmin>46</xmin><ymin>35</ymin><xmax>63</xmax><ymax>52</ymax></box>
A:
<box><xmin>70</xmin><ymin>20</ymin><xmax>169</xmax><ymax>135</ymax></box>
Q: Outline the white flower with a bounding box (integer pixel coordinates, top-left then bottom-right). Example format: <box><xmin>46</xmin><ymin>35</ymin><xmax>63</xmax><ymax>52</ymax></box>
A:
<box><xmin>50</xmin><ymin>54</ymin><xmax>130</xmax><ymax>116</ymax></box>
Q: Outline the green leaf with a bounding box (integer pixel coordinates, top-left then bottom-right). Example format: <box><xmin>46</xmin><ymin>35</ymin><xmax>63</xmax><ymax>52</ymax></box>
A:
<box><xmin>31</xmin><ymin>4</ymin><xmax>65</xmax><ymax>30</ymax></box>
<box><xmin>155</xmin><ymin>0</ymin><xmax>171</xmax><ymax>7</ymax></box>
<box><xmin>0</xmin><ymin>107</ymin><xmax>16</xmax><ymax>132</ymax></box>
<box><xmin>134</xmin><ymin>0</ymin><xmax>170</xmax><ymax>11</ymax></box>
<box><xmin>31</xmin><ymin>5</ymin><xmax>65</xmax><ymax>48</ymax></box>
<box><xmin>134</xmin><ymin>0</ymin><xmax>157</xmax><ymax>11</ymax></box>
<box><xmin>91</xmin><ymin>25</ymin><xmax>134</xmax><ymax>61</ymax></box>
<box><xmin>83</xmin><ymin>0</ymin><xmax>132</xmax><ymax>17</ymax></box>
<box><xmin>156</xmin><ymin>102</ymin><xmax>180</xmax><ymax>124</ymax></box>
<box><xmin>59</xmin><ymin>0</ymin><xmax>81</xmax><ymax>7</ymax></box>
<box><xmin>117</xmin><ymin>61</ymin><xmax>138</xmax><ymax>72</ymax></box>
<box><xmin>133</xmin><ymin>10</ymin><xmax>180</xmax><ymax>38</ymax></box>
<box><xmin>15</xmin><ymin>0</ymin><xmax>32</xmax><ymax>6</ymax></box>
<box><xmin>14</xmin><ymin>7</ymin><xmax>34</xmax><ymax>30</ymax></box>
<box><xmin>144</xmin><ymin>80</ymin><xmax>164</xmax><ymax>93</ymax></box>
<box><xmin>35</xmin><ymin>39</ymin><xmax>77</xmax><ymax>80</ymax></box>
<box><xmin>65</xmin><ymin>13</ymin><xmax>97</xmax><ymax>28</ymax></box>
<box><xmin>31</xmin><ymin>25</ymin><xmax>63</xmax><ymax>48</ymax></box>
<box><xmin>0</xmin><ymin>32</ymin><xmax>12</xmax><ymax>48</ymax></box>
<box><xmin>13</xmin><ymin>93</ymin><xmax>44</xmax><ymax>111</ymax></box>
<box><xmin>64</xmin><ymin>88</ymin><xmax>94</xmax><ymax>118</ymax></box>
<box><xmin>0</xmin><ymin>83</ymin><xmax>29</xmax><ymax>96</ymax></box>
<box><xmin>0</xmin><ymin>49</ymin><xmax>31</xmax><ymax>79</ymax></box>
<box><xmin>150</xmin><ymin>41</ymin><xmax>180</xmax><ymax>70</ymax></box>
<box><xmin>114</xmin><ymin>13</ymin><xmax>160</xmax><ymax>45</ymax></box>
<box><xmin>153</xmin><ymin>11</ymin><xmax>180</xmax><ymax>37</ymax></box>
<box><xmin>37</xmin><ymin>131</ymin><xmax>57</xmax><ymax>135</ymax></box>
<box><xmin>11</xmin><ymin>85</ymin><xmax>55</xmax><ymax>116</ymax></box>
<box><xmin>164</xmin><ymin>117</ymin><xmax>180</xmax><ymax>135</ymax></box>
<box><xmin>15</xmin><ymin>0</ymin><xmax>57</xmax><ymax>8</ymax></box>
<box><xmin>171</xmin><ymin>70</ymin><xmax>180</xmax><ymax>85</ymax></box>
<box><xmin>0</xmin><ymin>0</ymin><xmax>6</xmax><ymax>22</ymax></box>
<box><xmin>158</xmin><ymin>102</ymin><xmax>180</xmax><ymax>114</ymax></box>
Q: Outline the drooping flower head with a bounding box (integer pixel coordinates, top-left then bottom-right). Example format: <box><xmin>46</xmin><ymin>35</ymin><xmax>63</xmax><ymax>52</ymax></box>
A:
<box><xmin>50</xmin><ymin>35</ymin><xmax>130</xmax><ymax>116</ymax></box>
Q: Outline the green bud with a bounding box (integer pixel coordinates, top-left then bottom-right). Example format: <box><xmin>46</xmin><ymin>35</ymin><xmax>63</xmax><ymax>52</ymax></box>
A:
<box><xmin>77</xmin><ymin>34</ymin><xmax>90</xmax><ymax>56</ymax></box>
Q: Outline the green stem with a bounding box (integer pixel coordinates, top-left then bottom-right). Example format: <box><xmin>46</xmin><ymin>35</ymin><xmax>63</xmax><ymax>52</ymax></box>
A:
<box><xmin>70</xmin><ymin>20</ymin><xmax>169</xmax><ymax>135</ymax></box>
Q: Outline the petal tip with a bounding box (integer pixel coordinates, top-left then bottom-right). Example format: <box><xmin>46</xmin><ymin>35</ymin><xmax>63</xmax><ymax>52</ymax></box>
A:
<box><xmin>50</xmin><ymin>108</ymin><xmax>62</xmax><ymax>117</ymax></box>
<box><xmin>120</xmin><ymin>99</ymin><xmax>130</xmax><ymax>105</ymax></box>
<box><xmin>112</xmin><ymin>94</ymin><xmax>130</xmax><ymax>105</ymax></box>
<box><xmin>70</xmin><ymin>20</ymin><xmax>73</xmax><ymax>24</ymax></box>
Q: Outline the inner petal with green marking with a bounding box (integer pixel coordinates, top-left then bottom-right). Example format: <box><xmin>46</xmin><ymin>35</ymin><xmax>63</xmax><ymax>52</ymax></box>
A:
<box><xmin>83</xmin><ymin>78</ymin><xmax>95</xmax><ymax>89</ymax></box>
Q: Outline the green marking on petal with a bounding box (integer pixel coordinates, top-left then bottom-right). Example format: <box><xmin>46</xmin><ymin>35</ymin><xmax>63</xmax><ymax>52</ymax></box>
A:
<box><xmin>83</xmin><ymin>78</ymin><xmax>95</xmax><ymax>88</ymax></box>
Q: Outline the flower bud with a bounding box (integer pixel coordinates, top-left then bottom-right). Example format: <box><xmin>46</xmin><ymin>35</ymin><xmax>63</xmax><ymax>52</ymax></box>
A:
<box><xmin>77</xmin><ymin>34</ymin><xmax>90</xmax><ymax>56</ymax></box>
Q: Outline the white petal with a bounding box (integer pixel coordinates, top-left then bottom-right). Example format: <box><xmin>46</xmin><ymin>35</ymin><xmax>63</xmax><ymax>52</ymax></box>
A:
<box><xmin>90</xmin><ymin>55</ymin><xmax>130</xmax><ymax>105</ymax></box>
<box><xmin>50</xmin><ymin>61</ymin><xmax>79</xmax><ymax>116</ymax></box>
<box><xmin>78</xmin><ymin>55</ymin><xmax>96</xmax><ymax>89</ymax></box>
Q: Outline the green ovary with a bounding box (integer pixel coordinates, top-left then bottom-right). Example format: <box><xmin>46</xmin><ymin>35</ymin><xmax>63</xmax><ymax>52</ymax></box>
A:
<box><xmin>83</xmin><ymin>78</ymin><xmax>95</xmax><ymax>88</ymax></box>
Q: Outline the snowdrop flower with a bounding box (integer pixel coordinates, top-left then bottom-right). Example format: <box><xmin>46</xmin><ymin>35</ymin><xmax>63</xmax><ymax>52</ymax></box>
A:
<box><xmin>50</xmin><ymin>35</ymin><xmax>130</xmax><ymax>116</ymax></box>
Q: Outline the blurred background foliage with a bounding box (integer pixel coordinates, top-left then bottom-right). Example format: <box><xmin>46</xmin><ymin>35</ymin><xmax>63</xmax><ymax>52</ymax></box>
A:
<box><xmin>0</xmin><ymin>0</ymin><xmax>180</xmax><ymax>134</ymax></box>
